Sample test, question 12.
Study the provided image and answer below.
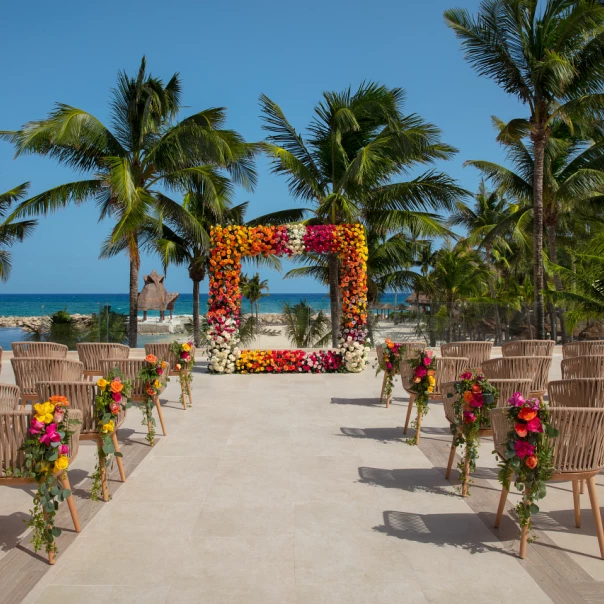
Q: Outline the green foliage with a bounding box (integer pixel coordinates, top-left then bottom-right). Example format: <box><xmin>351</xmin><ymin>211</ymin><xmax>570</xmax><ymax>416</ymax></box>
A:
<box><xmin>282</xmin><ymin>300</ymin><xmax>330</xmax><ymax>348</ymax></box>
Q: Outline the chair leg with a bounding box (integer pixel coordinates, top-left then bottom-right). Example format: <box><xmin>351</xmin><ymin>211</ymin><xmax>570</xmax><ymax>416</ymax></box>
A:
<box><xmin>403</xmin><ymin>393</ymin><xmax>416</xmax><ymax>434</ymax></box>
<box><xmin>572</xmin><ymin>479</ymin><xmax>582</xmax><ymax>528</ymax></box>
<box><xmin>519</xmin><ymin>524</ymin><xmax>529</xmax><ymax>559</ymax></box>
<box><xmin>187</xmin><ymin>382</ymin><xmax>193</xmax><ymax>408</ymax></box>
<box><xmin>586</xmin><ymin>476</ymin><xmax>604</xmax><ymax>559</ymax></box>
<box><xmin>415</xmin><ymin>410</ymin><xmax>423</xmax><ymax>444</ymax></box>
<box><xmin>581</xmin><ymin>479</ymin><xmax>585</xmax><ymax>495</ymax></box>
<box><xmin>59</xmin><ymin>472</ymin><xmax>81</xmax><ymax>532</ymax></box>
<box><xmin>494</xmin><ymin>486</ymin><xmax>509</xmax><ymax>528</ymax></box>
<box><xmin>445</xmin><ymin>436</ymin><xmax>456</xmax><ymax>479</ymax></box>
<box><xmin>111</xmin><ymin>432</ymin><xmax>126</xmax><ymax>483</ymax></box>
<box><xmin>155</xmin><ymin>396</ymin><xmax>167</xmax><ymax>436</ymax></box>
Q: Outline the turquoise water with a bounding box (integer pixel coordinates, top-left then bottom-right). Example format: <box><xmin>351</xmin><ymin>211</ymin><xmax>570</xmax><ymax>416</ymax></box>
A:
<box><xmin>0</xmin><ymin>292</ymin><xmax>409</xmax><ymax>317</ymax></box>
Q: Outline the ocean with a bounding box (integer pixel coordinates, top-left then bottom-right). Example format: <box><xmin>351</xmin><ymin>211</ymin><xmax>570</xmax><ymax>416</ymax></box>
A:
<box><xmin>0</xmin><ymin>292</ymin><xmax>410</xmax><ymax>317</ymax></box>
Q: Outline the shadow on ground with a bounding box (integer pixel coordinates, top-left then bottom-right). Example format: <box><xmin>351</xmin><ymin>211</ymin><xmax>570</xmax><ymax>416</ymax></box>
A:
<box><xmin>358</xmin><ymin>466</ymin><xmax>456</xmax><ymax>497</ymax></box>
<box><xmin>340</xmin><ymin>427</ymin><xmax>405</xmax><ymax>443</ymax></box>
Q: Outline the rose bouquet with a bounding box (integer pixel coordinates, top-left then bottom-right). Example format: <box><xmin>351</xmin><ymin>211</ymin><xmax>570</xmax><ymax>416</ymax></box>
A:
<box><xmin>12</xmin><ymin>396</ymin><xmax>76</xmax><ymax>555</ymax></box>
<box><xmin>451</xmin><ymin>372</ymin><xmax>498</xmax><ymax>495</ymax></box>
<box><xmin>497</xmin><ymin>393</ymin><xmax>558</xmax><ymax>534</ymax></box>
<box><xmin>406</xmin><ymin>350</ymin><xmax>435</xmax><ymax>444</ymax></box>
<box><xmin>92</xmin><ymin>371</ymin><xmax>132</xmax><ymax>500</ymax></box>
<box><xmin>137</xmin><ymin>354</ymin><xmax>169</xmax><ymax>446</ymax></box>
<box><xmin>375</xmin><ymin>339</ymin><xmax>404</xmax><ymax>403</ymax></box>
<box><xmin>171</xmin><ymin>340</ymin><xmax>195</xmax><ymax>409</ymax></box>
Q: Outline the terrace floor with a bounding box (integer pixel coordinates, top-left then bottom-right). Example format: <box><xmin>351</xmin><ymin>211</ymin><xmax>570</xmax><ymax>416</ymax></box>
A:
<box><xmin>1</xmin><ymin>349</ymin><xmax>604</xmax><ymax>603</ymax></box>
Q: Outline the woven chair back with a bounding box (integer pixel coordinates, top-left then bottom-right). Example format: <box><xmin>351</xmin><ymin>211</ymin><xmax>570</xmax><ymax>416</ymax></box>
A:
<box><xmin>401</xmin><ymin>356</ymin><xmax>468</xmax><ymax>395</ymax></box>
<box><xmin>440</xmin><ymin>342</ymin><xmax>493</xmax><ymax>369</ymax></box>
<box><xmin>549</xmin><ymin>379</ymin><xmax>604</xmax><ymax>407</ymax></box>
<box><xmin>10</xmin><ymin>359</ymin><xmax>84</xmax><ymax>397</ymax></box>
<box><xmin>11</xmin><ymin>342</ymin><xmax>68</xmax><ymax>358</ymax></box>
<box><xmin>502</xmin><ymin>340</ymin><xmax>555</xmax><ymax>357</ymax></box>
<box><xmin>99</xmin><ymin>359</ymin><xmax>170</xmax><ymax>399</ymax></box>
<box><xmin>0</xmin><ymin>384</ymin><xmax>20</xmax><ymax>411</ymax></box>
<box><xmin>482</xmin><ymin>356</ymin><xmax>550</xmax><ymax>393</ymax></box>
<box><xmin>491</xmin><ymin>407</ymin><xmax>604</xmax><ymax>474</ymax></box>
<box><xmin>144</xmin><ymin>343</ymin><xmax>195</xmax><ymax>374</ymax></box>
<box><xmin>0</xmin><ymin>346</ymin><xmax>2</xmax><ymax>376</ymax></box>
<box><xmin>1</xmin><ymin>408</ymin><xmax>82</xmax><ymax>477</ymax></box>
<box><xmin>562</xmin><ymin>341</ymin><xmax>604</xmax><ymax>359</ymax></box>
<box><xmin>376</xmin><ymin>344</ymin><xmax>384</xmax><ymax>365</ymax></box>
<box><xmin>76</xmin><ymin>343</ymin><xmax>129</xmax><ymax>373</ymax></box>
<box><xmin>561</xmin><ymin>356</ymin><xmax>604</xmax><ymax>379</ymax></box>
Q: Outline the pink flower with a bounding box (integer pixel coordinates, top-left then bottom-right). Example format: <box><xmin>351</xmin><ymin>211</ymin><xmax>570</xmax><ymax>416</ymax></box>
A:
<box><xmin>113</xmin><ymin>376</ymin><xmax>121</xmax><ymax>383</ymax></box>
<box><xmin>414</xmin><ymin>366</ymin><xmax>427</xmax><ymax>378</ymax></box>
<box><xmin>526</xmin><ymin>416</ymin><xmax>543</xmax><ymax>433</ymax></box>
<box><xmin>469</xmin><ymin>393</ymin><xmax>484</xmax><ymax>408</ymax></box>
<box><xmin>423</xmin><ymin>357</ymin><xmax>432</xmax><ymax>367</ymax></box>
<box><xmin>514</xmin><ymin>440</ymin><xmax>535</xmax><ymax>459</ymax></box>
<box><xmin>386</xmin><ymin>362</ymin><xmax>393</xmax><ymax>370</ymax></box>
<box><xmin>39</xmin><ymin>424</ymin><xmax>61</xmax><ymax>446</ymax></box>
<box><xmin>463</xmin><ymin>411</ymin><xmax>476</xmax><ymax>423</ymax></box>
<box><xmin>109</xmin><ymin>402</ymin><xmax>121</xmax><ymax>415</ymax></box>
<box><xmin>460</xmin><ymin>371</ymin><xmax>473</xmax><ymax>381</ymax></box>
<box><xmin>29</xmin><ymin>417</ymin><xmax>45</xmax><ymax>435</ymax></box>
<box><xmin>157</xmin><ymin>368</ymin><xmax>163</xmax><ymax>375</ymax></box>
<box><xmin>111</xmin><ymin>391</ymin><xmax>122</xmax><ymax>402</ymax></box>
<box><xmin>58</xmin><ymin>444</ymin><xmax>69</xmax><ymax>456</ymax></box>
<box><xmin>53</xmin><ymin>408</ymin><xmax>65</xmax><ymax>424</ymax></box>
<box><xmin>426</xmin><ymin>350</ymin><xmax>434</xmax><ymax>358</ymax></box>
<box><xmin>508</xmin><ymin>392</ymin><xmax>526</xmax><ymax>407</ymax></box>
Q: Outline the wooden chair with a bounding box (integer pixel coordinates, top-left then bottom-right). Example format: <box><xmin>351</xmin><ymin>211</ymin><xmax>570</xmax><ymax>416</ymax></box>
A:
<box><xmin>401</xmin><ymin>356</ymin><xmax>468</xmax><ymax>443</ymax></box>
<box><xmin>501</xmin><ymin>340</ymin><xmax>555</xmax><ymax>357</ymax></box>
<box><xmin>562</xmin><ymin>341</ymin><xmax>604</xmax><ymax>359</ymax></box>
<box><xmin>144</xmin><ymin>343</ymin><xmax>195</xmax><ymax>410</ymax></box>
<box><xmin>492</xmin><ymin>406</ymin><xmax>604</xmax><ymax>559</ymax></box>
<box><xmin>37</xmin><ymin>381</ymin><xmax>127</xmax><ymax>502</ymax></box>
<box><xmin>100</xmin><ymin>359</ymin><xmax>168</xmax><ymax>442</ymax></box>
<box><xmin>442</xmin><ymin>378</ymin><xmax>533</xmax><ymax>496</ymax></box>
<box><xmin>11</xmin><ymin>342</ymin><xmax>68</xmax><ymax>358</ymax></box>
<box><xmin>376</xmin><ymin>342</ymin><xmax>425</xmax><ymax>408</ymax></box>
<box><xmin>0</xmin><ymin>384</ymin><xmax>20</xmax><ymax>410</ymax></box>
<box><xmin>548</xmin><ymin>379</ymin><xmax>604</xmax><ymax>408</ymax></box>
<box><xmin>0</xmin><ymin>408</ymin><xmax>83</xmax><ymax>564</ymax></box>
<box><xmin>482</xmin><ymin>356</ymin><xmax>551</xmax><ymax>400</ymax></box>
<box><xmin>440</xmin><ymin>342</ymin><xmax>493</xmax><ymax>371</ymax></box>
<box><xmin>11</xmin><ymin>359</ymin><xmax>84</xmax><ymax>408</ymax></box>
<box><xmin>561</xmin><ymin>356</ymin><xmax>604</xmax><ymax>379</ymax></box>
<box><xmin>0</xmin><ymin>346</ymin><xmax>2</xmax><ymax>376</ymax></box>
<box><xmin>76</xmin><ymin>343</ymin><xmax>130</xmax><ymax>380</ymax></box>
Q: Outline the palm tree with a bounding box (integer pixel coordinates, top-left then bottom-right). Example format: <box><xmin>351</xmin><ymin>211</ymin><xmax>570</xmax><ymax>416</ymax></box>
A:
<box><xmin>1</xmin><ymin>57</ymin><xmax>256</xmax><ymax>346</ymax></box>
<box><xmin>449</xmin><ymin>181</ymin><xmax>515</xmax><ymax>344</ymax></box>
<box><xmin>465</xmin><ymin>120</ymin><xmax>604</xmax><ymax>342</ymax></box>
<box><xmin>240</xmin><ymin>273</ymin><xmax>269</xmax><ymax>331</ymax></box>
<box><xmin>431</xmin><ymin>243</ymin><xmax>488</xmax><ymax>342</ymax></box>
<box><xmin>0</xmin><ymin>183</ymin><xmax>36</xmax><ymax>281</ymax></box>
<box><xmin>260</xmin><ymin>83</ymin><xmax>465</xmax><ymax>345</ymax></box>
<box><xmin>445</xmin><ymin>0</ymin><xmax>604</xmax><ymax>340</ymax></box>
<box><xmin>282</xmin><ymin>300</ymin><xmax>330</xmax><ymax>348</ymax></box>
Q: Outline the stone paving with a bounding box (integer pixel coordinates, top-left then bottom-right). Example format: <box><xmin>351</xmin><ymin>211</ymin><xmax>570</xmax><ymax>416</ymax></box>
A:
<box><xmin>1</xmin><ymin>349</ymin><xmax>603</xmax><ymax>603</ymax></box>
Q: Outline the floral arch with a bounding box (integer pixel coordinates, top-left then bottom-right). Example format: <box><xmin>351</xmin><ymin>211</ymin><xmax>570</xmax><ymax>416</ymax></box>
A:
<box><xmin>206</xmin><ymin>224</ymin><xmax>370</xmax><ymax>374</ymax></box>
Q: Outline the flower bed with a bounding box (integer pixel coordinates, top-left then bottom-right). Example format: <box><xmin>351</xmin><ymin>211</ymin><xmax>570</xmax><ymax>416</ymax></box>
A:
<box><xmin>207</xmin><ymin>224</ymin><xmax>369</xmax><ymax>374</ymax></box>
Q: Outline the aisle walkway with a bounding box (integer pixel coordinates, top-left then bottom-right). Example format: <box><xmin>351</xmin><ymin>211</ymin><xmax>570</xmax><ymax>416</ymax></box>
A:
<box><xmin>0</xmin><ymin>351</ymin><xmax>587</xmax><ymax>603</ymax></box>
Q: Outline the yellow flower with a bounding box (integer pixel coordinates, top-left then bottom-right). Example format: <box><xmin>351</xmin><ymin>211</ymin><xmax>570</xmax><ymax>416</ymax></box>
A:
<box><xmin>39</xmin><ymin>461</ymin><xmax>50</xmax><ymax>473</ymax></box>
<box><xmin>97</xmin><ymin>378</ymin><xmax>109</xmax><ymax>390</ymax></box>
<box><xmin>428</xmin><ymin>376</ymin><xmax>436</xmax><ymax>386</ymax></box>
<box><xmin>34</xmin><ymin>402</ymin><xmax>55</xmax><ymax>424</ymax></box>
<box><xmin>161</xmin><ymin>361</ymin><xmax>167</xmax><ymax>369</ymax></box>
<box><xmin>427</xmin><ymin>386</ymin><xmax>434</xmax><ymax>393</ymax></box>
<box><xmin>54</xmin><ymin>456</ymin><xmax>69</xmax><ymax>472</ymax></box>
<box><xmin>154</xmin><ymin>379</ymin><xmax>162</xmax><ymax>389</ymax></box>
<box><xmin>182</xmin><ymin>343</ymin><xmax>191</xmax><ymax>352</ymax></box>
<box><xmin>101</xmin><ymin>420</ymin><xmax>115</xmax><ymax>433</ymax></box>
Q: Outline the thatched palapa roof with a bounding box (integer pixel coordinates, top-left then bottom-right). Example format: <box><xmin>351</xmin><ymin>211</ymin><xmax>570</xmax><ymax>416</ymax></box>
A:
<box><xmin>138</xmin><ymin>270</ymin><xmax>170</xmax><ymax>311</ymax></box>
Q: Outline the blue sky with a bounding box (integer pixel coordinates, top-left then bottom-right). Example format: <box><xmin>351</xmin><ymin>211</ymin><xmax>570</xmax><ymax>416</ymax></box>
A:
<box><xmin>0</xmin><ymin>0</ymin><xmax>523</xmax><ymax>295</ymax></box>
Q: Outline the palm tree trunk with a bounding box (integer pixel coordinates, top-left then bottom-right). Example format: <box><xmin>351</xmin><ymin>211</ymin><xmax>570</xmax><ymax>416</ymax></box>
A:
<box><xmin>485</xmin><ymin>245</ymin><xmax>502</xmax><ymax>345</ymax></box>
<box><xmin>328</xmin><ymin>253</ymin><xmax>341</xmax><ymax>347</ymax></box>
<box><xmin>532</xmin><ymin>128</ymin><xmax>547</xmax><ymax>340</ymax></box>
<box><xmin>447</xmin><ymin>300</ymin><xmax>454</xmax><ymax>343</ymax></box>
<box><xmin>128</xmin><ymin>249</ymin><xmax>139</xmax><ymax>348</ymax></box>
<box><xmin>545</xmin><ymin>225</ymin><xmax>567</xmax><ymax>344</ymax></box>
<box><xmin>192</xmin><ymin>279</ymin><xmax>201</xmax><ymax>347</ymax></box>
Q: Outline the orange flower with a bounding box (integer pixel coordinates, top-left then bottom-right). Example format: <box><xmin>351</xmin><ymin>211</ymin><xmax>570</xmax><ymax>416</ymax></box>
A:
<box><xmin>146</xmin><ymin>387</ymin><xmax>155</xmax><ymax>396</ymax></box>
<box><xmin>145</xmin><ymin>354</ymin><xmax>158</xmax><ymax>364</ymax></box>
<box><xmin>110</xmin><ymin>380</ymin><xmax>124</xmax><ymax>393</ymax></box>
<box><xmin>427</xmin><ymin>370</ymin><xmax>435</xmax><ymax>376</ymax></box>
<box><xmin>471</xmin><ymin>384</ymin><xmax>482</xmax><ymax>393</ymax></box>
<box><xmin>515</xmin><ymin>423</ymin><xmax>528</xmax><ymax>438</ymax></box>
<box><xmin>518</xmin><ymin>408</ymin><xmax>537</xmax><ymax>421</ymax></box>
<box><xmin>463</xmin><ymin>391</ymin><xmax>473</xmax><ymax>403</ymax></box>
<box><xmin>525</xmin><ymin>455</ymin><xmax>538</xmax><ymax>469</ymax></box>
<box><xmin>49</xmin><ymin>395</ymin><xmax>69</xmax><ymax>407</ymax></box>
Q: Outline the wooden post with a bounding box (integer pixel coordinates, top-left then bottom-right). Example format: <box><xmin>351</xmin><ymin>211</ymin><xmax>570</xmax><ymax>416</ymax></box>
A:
<box><xmin>59</xmin><ymin>472</ymin><xmax>81</xmax><ymax>532</ymax></box>
<box><xmin>186</xmin><ymin>380</ymin><xmax>193</xmax><ymax>408</ymax></box>
<box><xmin>461</xmin><ymin>448</ymin><xmax>471</xmax><ymax>497</ymax></box>
<box><xmin>572</xmin><ymin>479</ymin><xmax>581</xmax><ymax>528</ymax></box>
<box><xmin>111</xmin><ymin>432</ymin><xmax>126</xmax><ymax>482</ymax></box>
<box><xmin>415</xmin><ymin>410</ymin><xmax>423</xmax><ymax>444</ymax></box>
<box><xmin>403</xmin><ymin>393</ymin><xmax>416</xmax><ymax>434</ymax></box>
<box><xmin>586</xmin><ymin>476</ymin><xmax>604</xmax><ymax>559</ymax></box>
<box><xmin>154</xmin><ymin>396</ymin><xmax>167</xmax><ymax>436</ymax></box>
<box><xmin>445</xmin><ymin>436</ymin><xmax>457</xmax><ymax>480</ymax></box>
<box><xmin>494</xmin><ymin>486</ymin><xmax>509</xmax><ymax>528</ymax></box>
<box><xmin>519</xmin><ymin>524</ymin><xmax>529</xmax><ymax>559</ymax></box>
<box><xmin>181</xmin><ymin>380</ymin><xmax>187</xmax><ymax>411</ymax></box>
<box><xmin>100</xmin><ymin>460</ymin><xmax>109</xmax><ymax>502</ymax></box>
<box><xmin>43</xmin><ymin>509</ymin><xmax>56</xmax><ymax>565</ymax></box>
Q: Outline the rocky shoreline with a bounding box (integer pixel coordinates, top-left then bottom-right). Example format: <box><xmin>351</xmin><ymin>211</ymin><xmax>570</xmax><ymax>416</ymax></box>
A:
<box><xmin>0</xmin><ymin>315</ymin><xmax>93</xmax><ymax>331</ymax></box>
